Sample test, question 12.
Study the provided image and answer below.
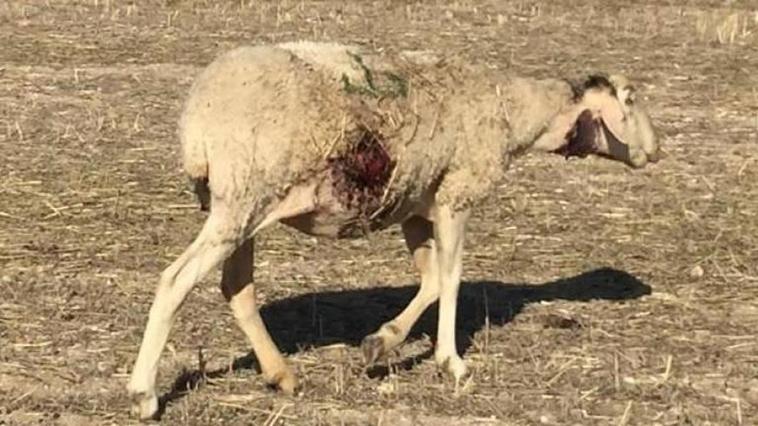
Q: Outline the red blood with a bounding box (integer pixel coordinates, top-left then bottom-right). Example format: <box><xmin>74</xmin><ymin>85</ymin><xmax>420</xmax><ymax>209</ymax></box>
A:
<box><xmin>328</xmin><ymin>127</ymin><xmax>395</xmax><ymax>211</ymax></box>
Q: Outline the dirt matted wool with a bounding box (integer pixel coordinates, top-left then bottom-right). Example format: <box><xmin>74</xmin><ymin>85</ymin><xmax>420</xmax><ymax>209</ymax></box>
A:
<box><xmin>0</xmin><ymin>1</ymin><xmax>756</xmax><ymax>425</ymax></box>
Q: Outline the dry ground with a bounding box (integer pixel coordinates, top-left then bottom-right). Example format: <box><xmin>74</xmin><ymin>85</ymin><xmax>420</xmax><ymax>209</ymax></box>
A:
<box><xmin>1</xmin><ymin>0</ymin><xmax>757</xmax><ymax>425</ymax></box>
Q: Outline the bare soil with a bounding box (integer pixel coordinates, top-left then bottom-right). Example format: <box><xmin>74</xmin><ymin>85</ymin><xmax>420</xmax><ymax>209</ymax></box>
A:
<box><xmin>1</xmin><ymin>1</ymin><xmax>757</xmax><ymax>425</ymax></box>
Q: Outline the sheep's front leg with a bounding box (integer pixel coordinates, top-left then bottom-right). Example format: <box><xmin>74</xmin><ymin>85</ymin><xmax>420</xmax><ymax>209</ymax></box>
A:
<box><xmin>433</xmin><ymin>205</ymin><xmax>469</xmax><ymax>385</ymax></box>
<box><xmin>220</xmin><ymin>238</ymin><xmax>298</xmax><ymax>394</ymax></box>
<box><xmin>362</xmin><ymin>215</ymin><xmax>440</xmax><ymax>363</ymax></box>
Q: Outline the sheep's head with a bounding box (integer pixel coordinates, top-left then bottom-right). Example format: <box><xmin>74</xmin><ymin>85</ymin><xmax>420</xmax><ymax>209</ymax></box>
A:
<box><xmin>536</xmin><ymin>74</ymin><xmax>661</xmax><ymax>168</ymax></box>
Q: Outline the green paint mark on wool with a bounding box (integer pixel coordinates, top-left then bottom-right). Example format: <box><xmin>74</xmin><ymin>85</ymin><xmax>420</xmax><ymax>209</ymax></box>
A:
<box><xmin>341</xmin><ymin>52</ymin><xmax>408</xmax><ymax>99</ymax></box>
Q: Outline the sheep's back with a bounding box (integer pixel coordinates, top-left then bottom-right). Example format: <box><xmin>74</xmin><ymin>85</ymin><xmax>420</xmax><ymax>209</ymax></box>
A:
<box><xmin>178</xmin><ymin>42</ymin><xmax>508</xmax><ymax>218</ymax></box>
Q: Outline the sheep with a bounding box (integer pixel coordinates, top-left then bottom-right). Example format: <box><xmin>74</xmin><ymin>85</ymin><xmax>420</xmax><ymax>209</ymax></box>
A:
<box><xmin>127</xmin><ymin>41</ymin><xmax>661</xmax><ymax>420</ymax></box>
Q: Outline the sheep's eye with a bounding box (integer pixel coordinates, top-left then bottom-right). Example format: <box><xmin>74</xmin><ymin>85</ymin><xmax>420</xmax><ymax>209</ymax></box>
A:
<box><xmin>623</xmin><ymin>86</ymin><xmax>636</xmax><ymax>106</ymax></box>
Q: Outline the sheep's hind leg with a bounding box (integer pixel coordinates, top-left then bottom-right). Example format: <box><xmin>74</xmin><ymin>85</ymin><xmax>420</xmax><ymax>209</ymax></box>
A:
<box><xmin>361</xmin><ymin>216</ymin><xmax>440</xmax><ymax>364</ymax></box>
<box><xmin>433</xmin><ymin>205</ymin><xmax>469</xmax><ymax>388</ymax></box>
<box><xmin>127</xmin><ymin>209</ymin><xmax>245</xmax><ymax>421</ymax></box>
<box><xmin>221</xmin><ymin>237</ymin><xmax>297</xmax><ymax>394</ymax></box>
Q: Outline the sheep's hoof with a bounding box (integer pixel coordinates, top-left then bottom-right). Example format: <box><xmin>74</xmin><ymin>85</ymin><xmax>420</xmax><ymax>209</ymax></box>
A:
<box><xmin>436</xmin><ymin>353</ymin><xmax>468</xmax><ymax>385</ymax></box>
<box><xmin>129</xmin><ymin>391</ymin><xmax>159</xmax><ymax>422</ymax></box>
<box><xmin>361</xmin><ymin>334</ymin><xmax>387</xmax><ymax>365</ymax></box>
<box><xmin>265</xmin><ymin>368</ymin><xmax>299</xmax><ymax>395</ymax></box>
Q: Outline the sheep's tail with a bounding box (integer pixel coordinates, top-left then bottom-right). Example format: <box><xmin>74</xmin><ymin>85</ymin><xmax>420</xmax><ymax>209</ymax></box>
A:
<box><xmin>181</xmin><ymin>122</ymin><xmax>211</xmax><ymax>212</ymax></box>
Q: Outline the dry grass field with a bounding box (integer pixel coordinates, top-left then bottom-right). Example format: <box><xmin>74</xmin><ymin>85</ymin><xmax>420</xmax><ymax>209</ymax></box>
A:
<box><xmin>1</xmin><ymin>0</ymin><xmax>757</xmax><ymax>424</ymax></box>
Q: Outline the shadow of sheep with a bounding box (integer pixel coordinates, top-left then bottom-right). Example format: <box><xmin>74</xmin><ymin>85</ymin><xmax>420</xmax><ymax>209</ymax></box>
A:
<box><xmin>158</xmin><ymin>267</ymin><xmax>651</xmax><ymax>415</ymax></box>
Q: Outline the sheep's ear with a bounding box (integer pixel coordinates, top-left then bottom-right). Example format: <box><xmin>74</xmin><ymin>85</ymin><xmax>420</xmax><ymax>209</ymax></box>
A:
<box><xmin>593</xmin><ymin>91</ymin><xmax>631</xmax><ymax>155</ymax></box>
<box><xmin>593</xmin><ymin>91</ymin><xmax>626</xmax><ymax>142</ymax></box>
<box><xmin>587</xmin><ymin>92</ymin><xmax>625</xmax><ymax>142</ymax></box>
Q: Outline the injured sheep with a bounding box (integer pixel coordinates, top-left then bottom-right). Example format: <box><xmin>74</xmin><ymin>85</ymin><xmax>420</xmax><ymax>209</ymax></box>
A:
<box><xmin>127</xmin><ymin>41</ymin><xmax>661</xmax><ymax>420</ymax></box>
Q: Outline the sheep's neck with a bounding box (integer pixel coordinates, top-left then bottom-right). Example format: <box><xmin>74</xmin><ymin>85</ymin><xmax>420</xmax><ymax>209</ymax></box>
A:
<box><xmin>506</xmin><ymin>78</ymin><xmax>576</xmax><ymax>155</ymax></box>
